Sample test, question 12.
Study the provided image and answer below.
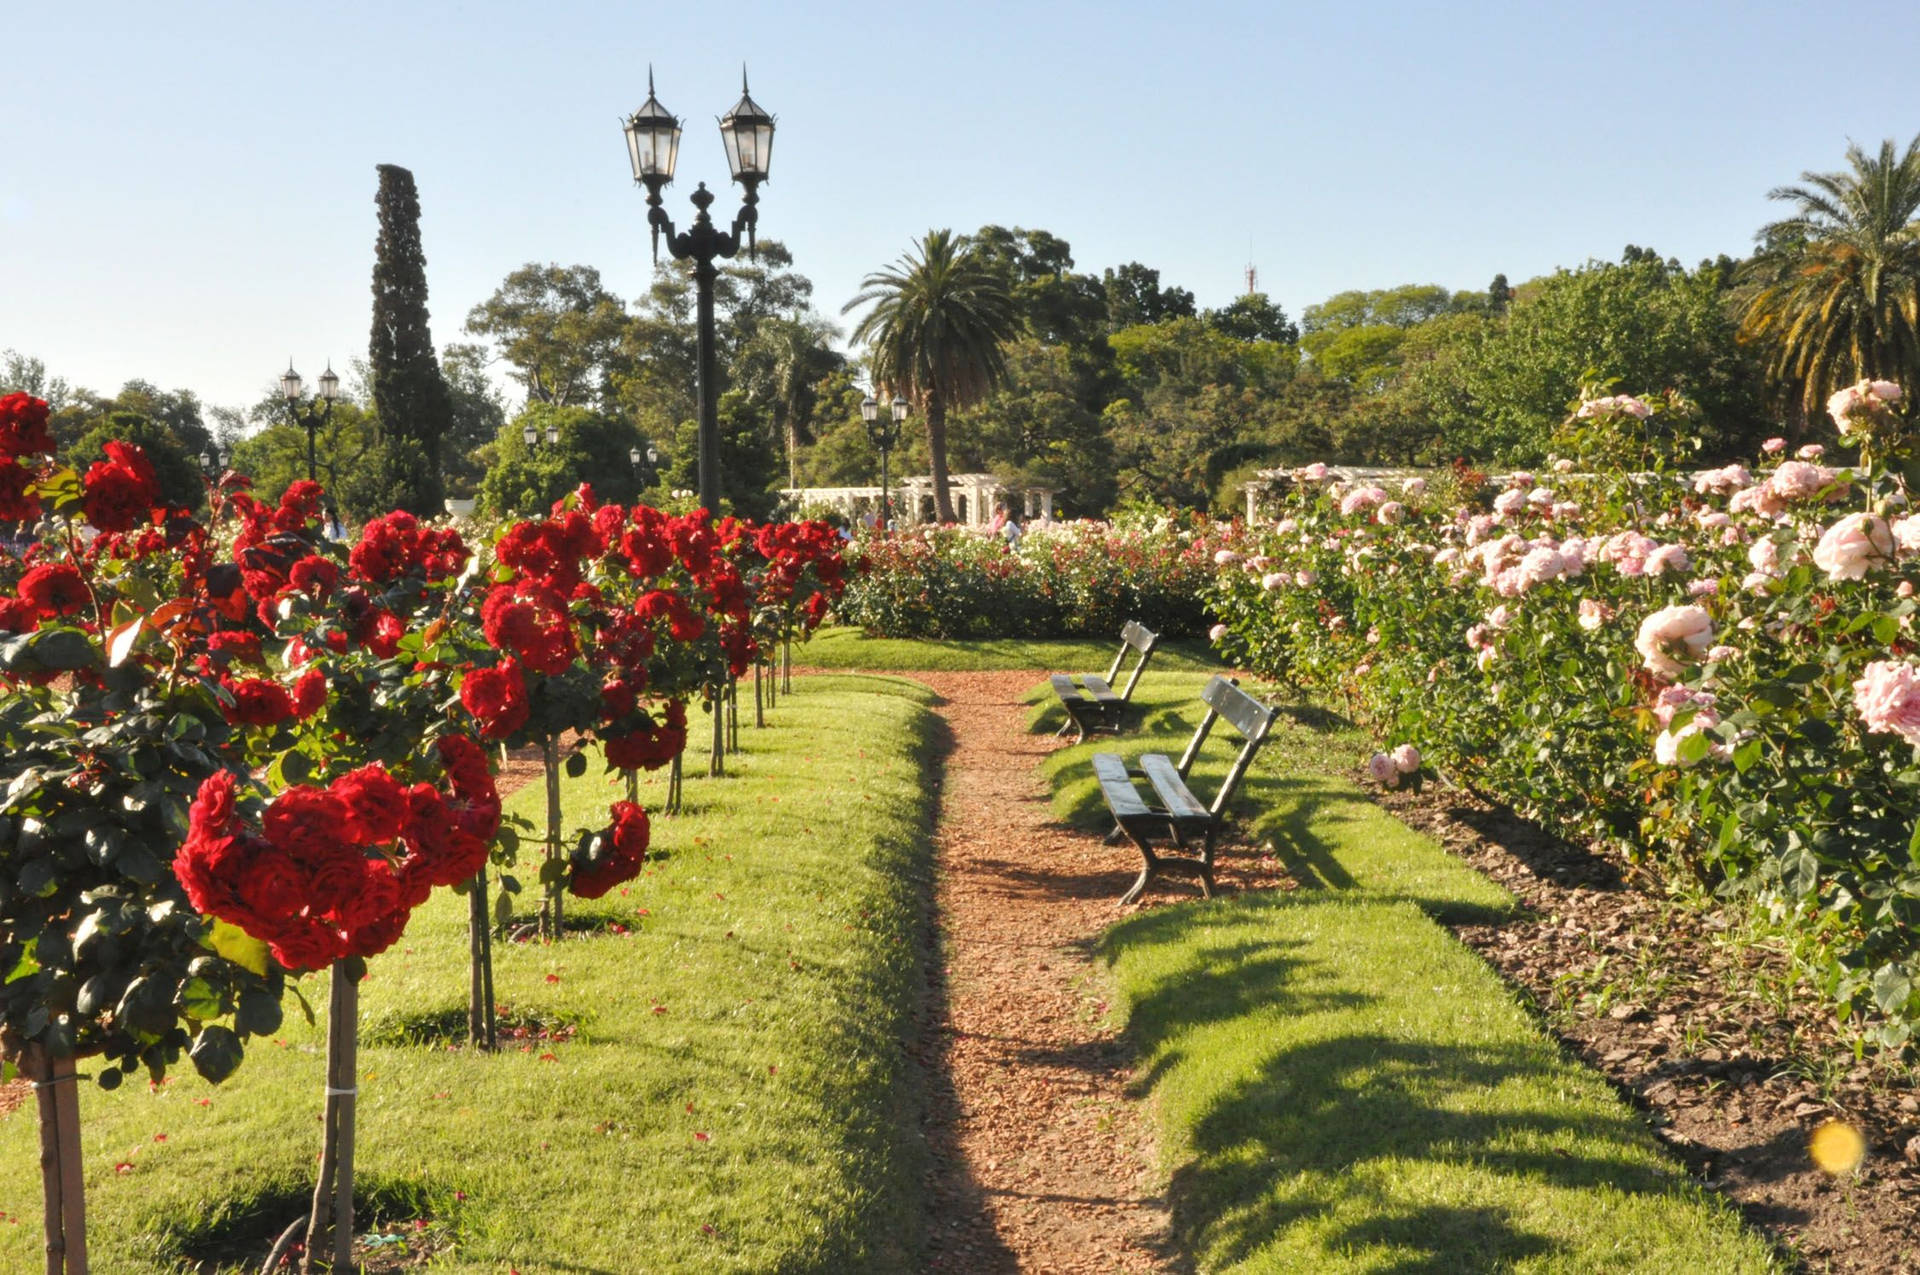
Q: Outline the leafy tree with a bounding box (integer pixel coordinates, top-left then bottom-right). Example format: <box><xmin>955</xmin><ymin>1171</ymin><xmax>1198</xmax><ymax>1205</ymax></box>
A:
<box><xmin>947</xmin><ymin>338</ymin><xmax>1116</xmax><ymax>510</ymax></box>
<box><xmin>736</xmin><ymin>313</ymin><xmax>842</xmax><ymax>490</ymax></box>
<box><xmin>70</xmin><ymin>412</ymin><xmax>205</xmax><ymax>511</ymax></box>
<box><xmin>1738</xmin><ymin>134</ymin><xmax>1920</xmax><ymax>415</ymax></box>
<box><xmin>229</xmin><ymin>403</ymin><xmax>381</xmax><ymax>516</ymax></box>
<box><xmin>463</xmin><ymin>264</ymin><xmax>630</xmax><ymax>409</ymax></box>
<box><xmin>441</xmin><ymin>342</ymin><xmax>508</xmax><ymax>498</ymax></box>
<box><xmin>1487</xmin><ymin>273</ymin><xmax>1513</xmax><ymax>315</ymax></box>
<box><xmin>1108</xmin><ymin>317</ymin><xmax>1296</xmax><ymax>398</ymax></box>
<box><xmin>475</xmin><ymin>403</ymin><xmax>650</xmax><ymax>516</ymax></box>
<box><xmin>1302</xmin><ymin>284</ymin><xmax>1460</xmax><ymax>334</ymax></box>
<box><xmin>1408</xmin><ymin>255</ymin><xmax>1765</xmax><ymax>460</ymax></box>
<box><xmin>368</xmin><ymin>163</ymin><xmax>452</xmax><ymax>515</ymax></box>
<box><xmin>1102</xmin><ymin>262</ymin><xmax>1196</xmax><ymax>329</ymax></box>
<box><xmin>1204</xmin><ymin>292</ymin><xmax>1300</xmax><ymax>344</ymax></box>
<box><xmin>0</xmin><ymin>350</ymin><xmax>74</xmax><ymax>410</ymax></box>
<box><xmin>844</xmin><ymin>229</ymin><xmax>1019</xmax><ymax>521</ymax></box>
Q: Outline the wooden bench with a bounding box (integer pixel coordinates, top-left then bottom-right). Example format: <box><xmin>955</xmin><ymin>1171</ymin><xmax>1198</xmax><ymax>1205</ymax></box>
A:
<box><xmin>1092</xmin><ymin>675</ymin><xmax>1277</xmax><ymax>905</ymax></box>
<box><xmin>1050</xmin><ymin>621</ymin><xmax>1158</xmax><ymax>742</ymax></box>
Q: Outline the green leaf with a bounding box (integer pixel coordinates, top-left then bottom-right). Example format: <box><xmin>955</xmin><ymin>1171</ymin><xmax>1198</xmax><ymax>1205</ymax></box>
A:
<box><xmin>207</xmin><ymin>920</ymin><xmax>270</xmax><ymax>978</ymax></box>
<box><xmin>189</xmin><ymin>1024</ymin><xmax>245</xmax><ymax>1084</ymax></box>
<box><xmin>1873</xmin><ymin>614</ymin><xmax>1901</xmax><ymax>645</ymax></box>
<box><xmin>1732</xmin><ymin>738</ymin><xmax>1762</xmax><ymax>774</ymax></box>
<box><xmin>496</xmin><ymin>826</ymin><xmax>519</xmax><ymax>857</ymax></box>
<box><xmin>5</xmin><ymin>938</ymin><xmax>38</xmax><ymax>984</ymax></box>
<box><xmin>234</xmin><ymin>987</ymin><xmax>282</xmax><ymax>1037</ymax></box>
<box><xmin>1678</xmin><ymin>730</ymin><xmax>1711</xmax><ymax>765</ymax></box>
<box><xmin>30</xmin><ymin>627</ymin><xmax>97</xmax><ymax>672</ymax></box>
<box><xmin>178</xmin><ymin>976</ymin><xmax>223</xmax><ymax>1022</ymax></box>
<box><xmin>269</xmin><ymin>749</ymin><xmax>312</xmax><ymax>788</ymax></box>
<box><xmin>493</xmin><ymin>890</ymin><xmax>513</xmax><ymax>926</ymax></box>
<box><xmin>106</xmin><ymin>615</ymin><xmax>146</xmax><ymax>668</ymax></box>
<box><xmin>1871</xmin><ymin>963</ymin><xmax>1913</xmax><ymax>1014</ymax></box>
<box><xmin>538</xmin><ymin>857</ymin><xmax>567</xmax><ymax>886</ymax></box>
<box><xmin>564</xmin><ymin>751</ymin><xmax>588</xmax><ymax>779</ymax></box>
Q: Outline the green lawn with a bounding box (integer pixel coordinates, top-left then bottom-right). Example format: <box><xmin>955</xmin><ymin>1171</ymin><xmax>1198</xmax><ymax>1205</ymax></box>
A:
<box><xmin>1039</xmin><ymin>673</ymin><xmax>1784</xmax><ymax>1273</ymax></box>
<box><xmin>0</xmin><ymin>673</ymin><xmax>940</xmax><ymax>1274</ymax></box>
<box><xmin>795</xmin><ymin>623</ymin><xmax>1216</xmax><ymax>672</ymax></box>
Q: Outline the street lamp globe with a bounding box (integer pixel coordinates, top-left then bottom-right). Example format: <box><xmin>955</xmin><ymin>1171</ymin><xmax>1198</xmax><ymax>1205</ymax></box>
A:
<box><xmin>646</xmin><ymin>443</ymin><xmax>659</xmax><ymax>466</ymax></box>
<box><xmin>281</xmin><ymin>362</ymin><xmax>304</xmax><ymax>403</ymax></box>
<box><xmin>317</xmin><ymin>363</ymin><xmax>340</xmax><ymax>403</ymax></box>
<box><xmin>718</xmin><ymin>70</ymin><xmax>775</xmax><ymax>187</ymax></box>
<box><xmin>891</xmin><ymin>396</ymin><xmax>909</xmax><ymax>425</ymax></box>
<box><xmin>860</xmin><ymin>394</ymin><xmax>879</xmax><ymax>425</ymax></box>
<box><xmin>545</xmin><ymin>423</ymin><xmax>560</xmax><ymax>446</ymax></box>
<box><xmin>623</xmin><ymin>69</ymin><xmax>682</xmax><ymax>194</ymax></box>
<box><xmin>629</xmin><ymin>446</ymin><xmax>643</xmax><ymax>467</ymax></box>
<box><xmin>522</xmin><ymin>424</ymin><xmax>537</xmax><ymax>447</ymax></box>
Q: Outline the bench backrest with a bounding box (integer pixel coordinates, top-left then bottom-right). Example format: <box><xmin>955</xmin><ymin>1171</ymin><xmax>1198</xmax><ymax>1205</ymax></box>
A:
<box><xmin>1173</xmin><ymin>675</ymin><xmax>1278</xmax><ymax>819</ymax></box>
<box><xmin>1102</xmin><ymin>620</ymin><xmax>1161</xmax><ymax>703</ymax></box>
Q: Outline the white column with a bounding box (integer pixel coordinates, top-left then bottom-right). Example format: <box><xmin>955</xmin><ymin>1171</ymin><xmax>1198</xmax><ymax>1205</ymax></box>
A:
<box><xmin>1245</xmin><ymin>485</ymin><xmax>1258</xmax><ymax>522</ymax></box>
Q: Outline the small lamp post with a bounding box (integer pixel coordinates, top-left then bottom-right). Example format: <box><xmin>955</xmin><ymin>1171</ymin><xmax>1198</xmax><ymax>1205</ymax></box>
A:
<box><xmin>624</xmin><ymin>67</ymin><xmax>774</xmax><ymax>516</ymax></box>
<box><xmin>523</xmin><ymin>421</ymin><xmax>561</xmax><ymax>448</ymax></box>
<box><xmin>629</xmin><ymin>442</ymin><xmax>660</xmax><ymax>490</ymax></box>
<box><xmin>199</xmin><ymin>445</ymin><xmax>223</xmax><ymax>478</ymax></box>
<box><xmin>280</xmin><ymin>360</ymin><xmax>339</xmax><ymax>483</ymax></box>
<box><xmin>861</xmin><ymin>393</ymin><xmax>909</xmax><ymax>532</ymax></box>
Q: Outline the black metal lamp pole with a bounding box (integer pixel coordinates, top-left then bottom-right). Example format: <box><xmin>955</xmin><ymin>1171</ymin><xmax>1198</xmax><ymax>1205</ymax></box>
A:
<box><xmin>861</xmin><ymin>394</ymin><xmax>909</xmax><ymax>532</ymax></box>
<box><xmin>280</xmin><ymin>361</ymin><xmax>340</xmax><ymax>484</ymax></box>
<box><xmin>624</xmin><ymin>68</ymin><xmax>775</xmax><ymax>517</ymax></box>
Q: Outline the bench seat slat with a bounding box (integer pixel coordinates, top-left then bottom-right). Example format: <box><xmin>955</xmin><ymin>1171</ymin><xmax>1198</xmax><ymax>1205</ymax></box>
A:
<box><xmin>1138</xmin><ymin>753</ymin><xmax>1209</xmax><ymax>825</ymax></box>
<box><xmin>1091</xmin><ymin>752</ymin><xmax>1154</xmax><ymax>823</ymax></box>
<box><xmin>1078</xmin><ymin>674</ymin><xmax>1121</xmax><ymax>704</ymax></box>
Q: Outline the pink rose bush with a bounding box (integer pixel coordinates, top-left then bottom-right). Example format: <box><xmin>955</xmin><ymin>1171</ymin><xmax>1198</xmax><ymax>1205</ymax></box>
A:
<box><xmin>1207</xmin><ymin>381</ymin><xmax>1920</xmax><ymax>1047</ymax></box>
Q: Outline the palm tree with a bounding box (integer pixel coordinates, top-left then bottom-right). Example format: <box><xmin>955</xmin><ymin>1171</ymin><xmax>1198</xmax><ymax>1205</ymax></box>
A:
<box><xmin>843</xmin><ymin>230</ymin><xmax>1018</xmax><ymax>522</ymax></box>
<box><xmin>1739</xmin><ymin>135</ymin><xmax>1920</xmax><ymax>416</ymax></box>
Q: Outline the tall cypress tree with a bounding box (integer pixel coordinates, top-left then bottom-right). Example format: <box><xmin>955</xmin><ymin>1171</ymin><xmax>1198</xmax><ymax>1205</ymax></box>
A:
<box><xmin>368</xmin><ymin>164</ymin><xmax>450</xmax><ymax>515</ymax></box>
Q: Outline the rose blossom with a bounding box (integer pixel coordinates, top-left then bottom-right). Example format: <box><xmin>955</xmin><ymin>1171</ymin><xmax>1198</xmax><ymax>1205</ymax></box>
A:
<box><xmin>1492</xmin><ymin>489</ymin><xmax>1528</xmax><ymax>517</ymax></box>
<box><xmin>1634</xmin><ymin>604</ymin><xmax>1715</xmax><ymax>680</ymax></box>
<box><xmin>1643</xmin><ymin>543</ymin><xmax>1690</xmax><ymax>576</ymax></box>
<box><xmin>1261</xmin><ymin>572</ymin><xmax>1288</xmax><ymax>590</ymax></box>
<box><xmin>1811</xmin><ymin>513</ymin><xmax>1894</xmax><ymax>580</ymax></box>
<box><xmin>1852</xmin><ymin>660</ymin><xmax>1920</xmax><ymax>746</ymax></box>
<box><xmin>1796</xmin><ymin>443</ymin><xmax>1826</xmax><ymax>460</ymax></box>
<box><xmin>1390</xmin><ymin>743</ymin><xmax>1421</xmax><ymax>774</ymax></box>
<box><xmin>1376</xmin><ymin>501</ymin><xmax>1405</xmax><ymax>525</ymax></box>
<box><xmin>1214</xmin><ymin>549</ymin><xmax>1241</xmax><ymax>566</ymax></box>
<box><xmin>1577</xmin><ymin>598</ymin><xmax>1613</xmax><ymax>631</ymax></box>
<box><xmin>1366</xmin><ymin>752</ymin><xmax>1399</xmax><ymax>787</ymax></box>
<box><xmin>1891</xmin><ymin>516</ymin><xmax>1920</xmax><ymax>554</ymax></box>
<box><xmin>1402</xmin><ymin>477</ymin><xmax>1427</xmax><ymax>497</ymax></box>
<box><xmin>1208</xmin><ymin>623</ymin><xmax>1229</xmax><ymax>642</ymax></box>
<box><xmin>1761</xmin><ymin>437</ymin><xmax>1786</xmax><ymax>454</ymax></box>
<box><xmin>1297</xmin><ymin>462</ymin><xmax>1330</xmax><ymax>482</ymax></box>
<box><xmin>1553</xmin><ymin>458</ymin><xmax>1575</xmax><ymax>474</ymax></box>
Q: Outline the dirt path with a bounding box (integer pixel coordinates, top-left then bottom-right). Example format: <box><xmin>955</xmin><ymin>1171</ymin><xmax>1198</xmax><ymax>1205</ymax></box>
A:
<box><xmin>905</xmin><ymin>670</ymin><xmax>1185</xmax><ymax>1275</ymax></box>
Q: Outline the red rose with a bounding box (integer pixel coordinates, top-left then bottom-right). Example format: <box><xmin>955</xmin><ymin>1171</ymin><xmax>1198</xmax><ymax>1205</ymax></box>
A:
<box><xmin>333</xmin><ymin>764</ymin><xmax>410</xmax><ymax>844</ymax></box>
<box><xmin>269</xmin><ymin>916</ymin><xmax>349</xmax><ymax>973</ymax></box>
<box><xmin>235</xmin><ymin>849</ymin><xmax>309</xmax><ymax>921</ymax></box>
<box><xmin>0</xmin><ymin>394</ymin><xmax>53</xmax><ymax>458</ymax></box>
<box><xmin>0</xmin><ymin>596</ymin><xmax>35</xmax><ymax>633</ymax></box>
<box><xmin>435</xmin><ymin>734</ymin><xmax>494</xmax><ymax>798</ymax></box>
<box><xmin>263</xmin><ymin>785</ymin><xmax>354</xmax><ymax>862</ymax></box>
<box><xmin>288</xmin><ymin>554</ymin><xmax>339</xmax><ymax>597</ymax></box>
<box><xmin>81</xmin><ymin>441</ymin><xmax>160</xmax><ymax>533</ymax></box>
<box><xmin>0</xmin><ymin>459</ymin><xmax>41</xmax><ymax>522</ymax></box>
<box><xmin>18</xmin><ymin>563</ymin><xmax>90</xmax><ymax>617</ymax></box>
<box><xmin>345</xmin><ymin>905</ymin><xmax>411</xmax><ymax>959</ymax></box>
<box><xmin>291</xmin><ymin>665</ymin><xmax>327</xmax><ymax>717</ymax></box>
<box><xmin>205</xmin><ymin>630</ymin><xmax>265</xmax><ymax>668</ymax></box>
<box><xmin>280</xmin><ymin>480</ymin><xmax>324</xmax><ymax>522</ymax></box>
<box><xmin>568</xmin><ymin>800</ymin><xmax>650</xmax><ymax>899</ymax></box>
<box><xmin>189</xmin><ymin>770</ymin><xmax>240</xmax><ymax>834</ymax></box>
<box><xmin>222</xmin><ymin>676</ymin><xmax>296</xmax><ymax>727</ymax></box>
<box><xmin>460</xmin><ymin>659</ymin><xmax>530</xmax><ymax>741</ymax></box>
<box><xmin>330</xmin><ymin>858</ymin><xmax>401</xmax><ymax>930</ymax></box>
<box><xmin>364</xmin><ymin>608</ymin><xmax>404</xmax><ymax>659</ymax></box>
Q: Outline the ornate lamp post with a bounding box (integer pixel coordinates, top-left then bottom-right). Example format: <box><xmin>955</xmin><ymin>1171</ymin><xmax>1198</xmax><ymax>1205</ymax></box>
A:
<box><xmin>522</xmin><ymin>421</ymin><xmax>561</xmax><ymax>448</ymax></box>
<box><xmin>629</xmin><ymin>442</ymin><xmax>660</xmax><ymax>491</ymax></box>
<box><xmin>860</xmin><ymin>393</ymin><xmax>909</xmax><ymax>531</ymax></box>
<box><xmin>280</xmin><ymin>360</ymin><xmax>340</xmax><ymax>483</ymax></box>
<box><xmin>624</xmin><ymin>68</ymin><xmax>774</xmax><ymax>516</ymax></box>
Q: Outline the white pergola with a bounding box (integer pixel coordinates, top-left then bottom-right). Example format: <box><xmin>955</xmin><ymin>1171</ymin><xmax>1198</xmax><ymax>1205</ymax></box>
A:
<box><xmin>782</xmin><ymin>474</ymin><xmax>1057</xmax><ymax>527</ymax></box>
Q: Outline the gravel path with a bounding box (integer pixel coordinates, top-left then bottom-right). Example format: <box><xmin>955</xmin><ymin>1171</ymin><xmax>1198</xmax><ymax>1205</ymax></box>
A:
<box><xmin>907</xmin><ymin>671</ymin><xmax>1188</xmax><ymax>1275</ymax></box>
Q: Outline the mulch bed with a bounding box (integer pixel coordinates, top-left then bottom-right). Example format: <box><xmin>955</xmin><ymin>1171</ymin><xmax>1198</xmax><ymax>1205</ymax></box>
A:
<box><xmin>1374</xmin><ymin>783</ymin><xmax>1920</xmax><ymax>1273</ymax></box>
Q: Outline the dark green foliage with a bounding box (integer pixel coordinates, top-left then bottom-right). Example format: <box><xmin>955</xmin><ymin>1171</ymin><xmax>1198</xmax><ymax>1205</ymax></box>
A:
<box><xmin>1103</xmin><ymin>261</ymin><xmax>1196</xmax><ymax>329</ymax></box>
<box><xmin>368</xmin><ymin>164</ymin><xmax>452</xmax><ymax>515</ymax></box>
<box><xmin>69</xmin><ymin>411</ymin><xmax>206</xmax><ymax>511</ymax></box>
<box><xmin>1487</xmin><ymin>272</ymin><xmax>1513</xmax><ymax>315</ymax></box>
<box><xmin>475</xmin><ymin>403</ymin><xmax>652</xmax><ymax>516</ymax></box>
<box><xmin>1205</xmin><ymin>291</ymin><xmax>1300</xmax><ymax>344</ymax></box>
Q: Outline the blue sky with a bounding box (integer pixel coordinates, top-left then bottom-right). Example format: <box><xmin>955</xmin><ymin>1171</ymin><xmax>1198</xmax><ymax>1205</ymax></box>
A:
<box><xmin>4</xmin><ymin>0</ymin><xmax>1917</xmax><ymax>416</ymax></box>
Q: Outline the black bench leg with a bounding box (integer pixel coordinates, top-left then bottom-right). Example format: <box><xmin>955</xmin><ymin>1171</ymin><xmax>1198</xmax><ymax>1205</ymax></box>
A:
<box><xmin>1196</xmin><ymin>830</ymin><xmax>1218</xmax><ymax>899</ymax></box>
<box><xmin>1117</xmin><ymin>831</ymin><xmax>1159</xmax><ymax>906</ymax></box>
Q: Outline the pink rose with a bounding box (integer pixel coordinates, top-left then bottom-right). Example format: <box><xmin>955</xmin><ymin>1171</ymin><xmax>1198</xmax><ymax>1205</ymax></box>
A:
<box><xmin>1390</xmin><ymin>743</ymin><xmax>1421</xmax><ymax>774</ymax></box>
<box><xmin>1811</xmin><ymin>513</ymin><xmax>1894</xmax><ymax>581</ymax></box>
<box><xmin>1577</xmin><ymin>598</ymin><xmax>1612</xmax><ymax>631</ymax></box>
<box><xmin>1207</xmin><ymin>623</ymin><xmax>1230</xmax><ymax>643</ymax></box>
<box><xmin>1214</xmin><ymin>549</ymin><xmax>1242</xmax><ymax>566</ymax></box>
<box><xmin>1375</xmin><ymin>501</ymin><xmax>1405</xmax><ymax>525</ymax></box>
<box><xmin>1366</xmin><ymin>752</ymin><xmax>1399</xmax><ymax>788</ymax></box>
<box><xmin>1796</xmin><ymin>443</ymin><xmax>1826</xmax><ymax>460</ymax></box>
<box><xmin>1644</xmin><ymin>543</ymin><xmax>1690</xmax><ymax>576</ymax></box>
<box><xmin>1634</xmin><ymin>604</ymin><xmax>1715</xmax><ymax>680</ymax></box>
<box><xmin>1853</xmin><ymin>660</ymin><xmax>1920</xmax><ymax>745</ymax></box>
<box><xmin>1261</xmin><ymin>572</ymin><xmax>1287</xmax><ymax>590</ymax></box>
<box><xmin>1761</xmin><ymin>437</ymin><xmax>1787</xmax><ymax>454</ymax></box>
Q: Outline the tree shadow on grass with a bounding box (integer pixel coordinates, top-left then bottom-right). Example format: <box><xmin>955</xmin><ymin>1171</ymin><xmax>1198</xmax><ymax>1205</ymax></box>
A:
<box><xmin>1103</xmin><ymin>894</ymin><xmax>1720</xmax><ymax>1273</ymax></box>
